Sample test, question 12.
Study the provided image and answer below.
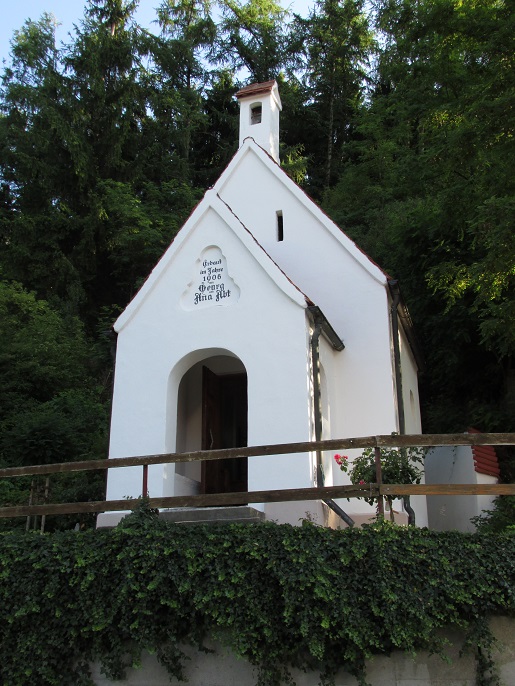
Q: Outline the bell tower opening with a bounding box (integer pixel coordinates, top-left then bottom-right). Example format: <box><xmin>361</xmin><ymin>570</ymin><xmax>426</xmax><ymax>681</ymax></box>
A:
<box><xmin>250</xmin><ymin>103</ymin><xmax>262</xmax><ymax>125</ymax></box>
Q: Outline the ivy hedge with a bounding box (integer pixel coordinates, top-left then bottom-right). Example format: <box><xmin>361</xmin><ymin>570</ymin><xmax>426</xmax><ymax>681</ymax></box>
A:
<box><xmin>0</xmin><ymin>506</ymin><xmax>514</xmax><ymax>686</ymax></box>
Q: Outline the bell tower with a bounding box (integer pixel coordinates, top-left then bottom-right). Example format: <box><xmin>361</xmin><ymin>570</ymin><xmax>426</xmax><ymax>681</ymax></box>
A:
<box><xmin>235</xmin><ymin>80</ymin><xmax>282</xmax><ymax>164</ymax></box>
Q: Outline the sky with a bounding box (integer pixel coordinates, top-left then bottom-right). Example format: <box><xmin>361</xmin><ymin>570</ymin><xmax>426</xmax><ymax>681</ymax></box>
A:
<box><xmin>0</xmin><ymin>0</ymin><xmax>314</xmax><ymax>68</ymax></box>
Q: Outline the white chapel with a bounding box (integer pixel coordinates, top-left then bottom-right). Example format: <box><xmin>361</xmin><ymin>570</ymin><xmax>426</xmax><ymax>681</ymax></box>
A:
<box><xmin>98</xmin><ymin>80</ymin><xmax>427</xmax><ymax>528</ymax></box>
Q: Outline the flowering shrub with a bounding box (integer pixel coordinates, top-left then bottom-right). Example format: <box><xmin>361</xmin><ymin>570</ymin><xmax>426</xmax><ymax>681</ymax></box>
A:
<box><xmin>333</xmin><ymin>453</ymin><xmax>348</xmax><ymax>468</ymax></box>
<box><xmin>334</xmin><ymin>442</ymin><xmax>425</xmax><ymax>519</ymax></box>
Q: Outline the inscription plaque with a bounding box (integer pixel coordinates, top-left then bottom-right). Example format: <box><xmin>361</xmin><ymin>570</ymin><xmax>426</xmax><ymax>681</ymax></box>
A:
<box><xmin>181</xmin><ymin>246</ymin><xmax>240</xmax><ymax>311</ymax></box>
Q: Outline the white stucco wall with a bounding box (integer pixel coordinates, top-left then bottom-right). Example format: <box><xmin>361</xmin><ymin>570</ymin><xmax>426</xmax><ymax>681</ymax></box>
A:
<box><xmin>396</xmin><ymin>322</ymin><xmax>427</xmax><ymax>526</ymax></box>
<box><xmin>399</xmin><ymin>324</ymin><xmax>422</xmax><ymax>435</ymax></box>
<box><xmin>425</xmin><ymin>445</ymin><xmax>497</xmax><ymax>532</ymax></box>
<box><xmin>238</xmin><ymin>84</ymin><xmax>281</xmax><ymax>163</ymax></box>
<box><xmin>105</xmin><ymin>199</ymin><xmax>314</xmax><ymax>508</ymax></box>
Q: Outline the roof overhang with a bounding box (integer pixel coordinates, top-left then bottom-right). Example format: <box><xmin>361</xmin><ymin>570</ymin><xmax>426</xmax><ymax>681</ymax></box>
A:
<box><xmin>307</xmin><ymin>305</ymin><xmax>345</xmax><ymax>351</ymax></box>
<box><xmin>388</xmin><ymin>280</ymin><xmax>425</xmax><ymax>373</ymax></box>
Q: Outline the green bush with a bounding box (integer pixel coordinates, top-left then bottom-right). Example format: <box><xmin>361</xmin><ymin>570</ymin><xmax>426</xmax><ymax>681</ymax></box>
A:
<box><xmin>335</xmin><ymin>443</ymin><xmax>425</xmax><ymax>522</ymax></box>
<box><xmin>0</xmin><ymin>510</ymin><xmax>513</xmax><ymax>686</ymax></box>
<box><xmin>472</xmin><ymin>495</ymin><xmax>515</xmax><ymax>534</ymax></box>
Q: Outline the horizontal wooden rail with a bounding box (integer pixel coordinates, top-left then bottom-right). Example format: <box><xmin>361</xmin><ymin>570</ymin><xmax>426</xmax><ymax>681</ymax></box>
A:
<box><xmin>2</xmin><ymin>434</ymin><xmax>514</xmax><ymax>520</ymax></box>
<box><xmin>382</xmin><ymin>484</ymin><xmax>515</xmax><ymax>496</ymax></box>
<box><xmin>1</xmin><ymin>433</ymin><xmax>514</xmax><ymax>479</ymax></box>
<box><xmin>0</xmin><ymin>485</ymin><xmax>376</xmax><ymax>518</ymax></box>
<box><xmin>1</xmin><ymin>483</ymin><xmax>515</xmax><ymax>519</ymax></box>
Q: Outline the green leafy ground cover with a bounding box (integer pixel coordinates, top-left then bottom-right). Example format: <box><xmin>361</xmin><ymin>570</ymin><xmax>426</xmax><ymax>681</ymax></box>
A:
<box><xmin>0</xmin><ymin>508</ymin><xmax>513</xmax><ymax>686</ymax></box>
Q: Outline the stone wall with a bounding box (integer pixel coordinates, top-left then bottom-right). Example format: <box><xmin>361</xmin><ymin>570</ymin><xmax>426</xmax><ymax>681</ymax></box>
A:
<box><xmin>91</xmin><ymin>617</ymin><xmax>514</xmax><ymax>686</ymax></box>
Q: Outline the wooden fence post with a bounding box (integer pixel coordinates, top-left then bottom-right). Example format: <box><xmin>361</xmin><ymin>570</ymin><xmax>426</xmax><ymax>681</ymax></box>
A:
<box><xmin>142</xmin><ymin>464</ymin><xmax>148</xmax><ymax>498</ymax></box>
<box><xmin>374</xmin><ymin>446</ymin><xmax>384</xmax><ymax>518</ymax></box>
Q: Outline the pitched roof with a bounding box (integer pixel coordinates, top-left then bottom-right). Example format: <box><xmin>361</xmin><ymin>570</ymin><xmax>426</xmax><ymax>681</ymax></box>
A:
<box><xmin>214</xmin><ymin>136</ymin><xmax>389</xmax><ymax>286</ymax></box>
<box><xmin>114</xmin><ymin>189</ymin><xmax>309</xmax><ymax>332</ymax></box>
<box><xmin>235</xmin><ymin>80</ymin><xmax>277</xmax><ymax>99</ymax></box>
<box><xmin>114</xmin><ymin>134</ymin><xmax>418</xmax><ymax>365</ymax></box>
<box><xmin>213</xmin><ymin>137</ymin><xmax>424</xmax><ymax>368</ymax></box>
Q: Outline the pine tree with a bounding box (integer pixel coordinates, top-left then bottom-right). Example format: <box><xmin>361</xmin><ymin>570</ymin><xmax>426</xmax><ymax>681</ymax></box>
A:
<box><xmin>294</xmin><ymin>0</ymin><xmax>373</xmax><ymax>196</ymax></box>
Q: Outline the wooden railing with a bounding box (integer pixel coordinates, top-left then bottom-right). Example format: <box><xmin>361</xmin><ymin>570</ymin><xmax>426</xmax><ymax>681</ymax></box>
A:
<box><xmin>1</xmin><ymin>433</ymin><xmax>514</xmax><ymax>519</ymax></box>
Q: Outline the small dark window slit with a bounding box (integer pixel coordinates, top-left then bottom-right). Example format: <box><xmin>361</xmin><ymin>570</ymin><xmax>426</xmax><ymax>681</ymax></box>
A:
<box><xmin>277</xmin><ymin>211</ymin><xmax>284</xmax><ymax>242</ymax></box>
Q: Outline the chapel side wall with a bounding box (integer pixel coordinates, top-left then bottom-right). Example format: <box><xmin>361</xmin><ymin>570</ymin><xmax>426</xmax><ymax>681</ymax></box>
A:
<box><xmin>218</xmin><ymin>152</ymin><xmax>399</xmax><ymax>445</ymax></box>
<box><xmin>397</xmin><ymin>323</ymin><xmax>427</xmax><ymax>527</ymax></box>
<box><xmin>398</xmin><ymin>324</ymin><xmax>422</xmax><ymax>435</ymax></box>
<box><xmin>314</xmin><ymin>295</ymin><xmax>404</xmax><ymax>519</ymax></box>
<box><xmin>106</xmin><ymin>208</ymin><xmax>314</xmax><ymax>505</ymax></box>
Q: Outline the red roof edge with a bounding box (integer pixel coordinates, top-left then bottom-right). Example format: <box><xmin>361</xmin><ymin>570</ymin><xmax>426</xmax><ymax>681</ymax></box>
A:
<box><xmin>235</xmin><ymin>80</ymin><xmax>277</xmax><ymax>99</ymax></box>
<box><xmin>468</xmin><ymin>428</ymin><xmax>500</xmax><ymax>477</ymax></box>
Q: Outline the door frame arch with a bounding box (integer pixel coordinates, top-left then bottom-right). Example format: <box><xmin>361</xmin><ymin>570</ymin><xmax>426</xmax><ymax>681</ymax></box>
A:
<box><xmin>165</xmin><ymin>350</ymin><xmax>247</xmax><ymax>497</ymax></box>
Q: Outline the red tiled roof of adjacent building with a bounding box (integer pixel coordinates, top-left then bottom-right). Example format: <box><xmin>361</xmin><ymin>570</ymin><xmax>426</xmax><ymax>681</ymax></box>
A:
<box><xmin>468</xmin><ymin>428</ymin><xmax>500</xmax><ymax>477</ymax></box>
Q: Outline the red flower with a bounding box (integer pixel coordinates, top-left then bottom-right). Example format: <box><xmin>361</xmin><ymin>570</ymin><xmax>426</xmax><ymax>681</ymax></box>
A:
<box><xmin>334</xmin><ymin>454</ymin><xmax>348</xmax><ymax>466</ymax></box>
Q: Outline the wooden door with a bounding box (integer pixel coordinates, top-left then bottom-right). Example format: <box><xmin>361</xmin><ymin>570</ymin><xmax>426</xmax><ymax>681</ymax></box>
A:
<box><xmin>201</xmin><ymin>367</ymin><xmax>248</xmax><ymax>495</ymax></box>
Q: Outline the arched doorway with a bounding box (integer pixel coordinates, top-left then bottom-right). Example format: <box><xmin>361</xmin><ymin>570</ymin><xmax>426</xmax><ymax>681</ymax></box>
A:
<box><xmin>175</xmin><ymin>355</ymin><xmax>247</xmax><ymax>496</ymax></box>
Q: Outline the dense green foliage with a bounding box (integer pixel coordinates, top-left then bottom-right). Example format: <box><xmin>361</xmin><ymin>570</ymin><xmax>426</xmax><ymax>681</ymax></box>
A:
<box><xmin>0</xmin><ymin>0</ymin><xmax>514</xmax><ymax>502</ymax></box>
<box><xmin>324</xmin><ymin>0</ymin><xmax>515</xmax><ymax>434</ymax></box>
<box><xmin>473</xmin><ymin>496</ymin><xmax>515</xmax><ymax>535</ymax></box>
<box><xmin>0</xmin><ymin>512</ymin><xmax>513</xmax><ymax>686</ymax></box>
<box><xmin>0</xmin><ymin>281</ymin><xmax>108</xmax><ymax>526</ymax></box>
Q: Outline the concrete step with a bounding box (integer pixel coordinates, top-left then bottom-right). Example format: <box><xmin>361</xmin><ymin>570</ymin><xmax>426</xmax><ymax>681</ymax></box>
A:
<box><xmin>159</xmin><ymin>506</ymin><xmax>265</xmax><ymax>525</ymax></box>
